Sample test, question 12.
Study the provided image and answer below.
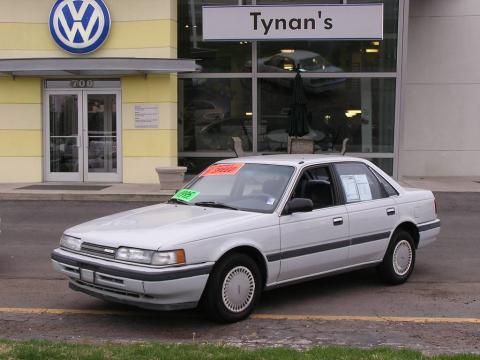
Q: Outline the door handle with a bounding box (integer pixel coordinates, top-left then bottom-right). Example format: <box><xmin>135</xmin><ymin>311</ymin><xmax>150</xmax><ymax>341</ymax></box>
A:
<box><xmin>386</xmin><ymin>208</ymin><xmax>396</xmax><ymax>216</ymax></box>
<box><xmin>333</xmin><ymin>217</ymin><xmax>344</xmax><ymax>226</ymax></box>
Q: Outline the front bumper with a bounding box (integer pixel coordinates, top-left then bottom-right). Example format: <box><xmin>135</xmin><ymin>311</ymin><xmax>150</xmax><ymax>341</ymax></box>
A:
<box><xmin>51</xmin><ymin>248</ymin><xmax>213</xmax><ymax>311</ymax></box>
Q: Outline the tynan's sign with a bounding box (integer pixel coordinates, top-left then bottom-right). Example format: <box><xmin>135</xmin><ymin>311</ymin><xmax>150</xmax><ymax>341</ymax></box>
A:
<box><xmin>49</xmin><ymin>0</ymin><xmax>111</xmax><ymax>54</ymax></box>
<box><xmin>202</xmin><ymin>4</ymin><xmax>383</xmax><ymax>41</ymax></box>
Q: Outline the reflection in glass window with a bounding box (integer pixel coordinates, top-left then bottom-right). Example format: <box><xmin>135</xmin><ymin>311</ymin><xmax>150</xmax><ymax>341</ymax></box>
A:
<box><xmin>177</xmin><ymin>0</ymin><xmax>400</xmax><ymax>177</ymax></box>
<box><xmin>368</xmin><ymin>158</ymin><xmax>394</xmax><ymax>176</ymax></box>
<box><xmin>258</xmin><ymin>78</ymin><xmax>395</xmax><ymax>154</ymax></box>
<box><xmin>179</xmin><ymin>78</ymin><xmax>253</xmax><ymax>153</ymax></box>
<box><xmin>257</xmin><ymin>0</ymin><xmax>398</xmax><ymax>73</ymax></box>
<box><xmin>178</xmin><ymin>0</ymin><xmax>252</xmax><ymax>73</ymax></box>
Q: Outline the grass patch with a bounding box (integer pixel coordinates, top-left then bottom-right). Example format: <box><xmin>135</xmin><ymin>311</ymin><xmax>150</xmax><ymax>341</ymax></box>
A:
<box><xmin>0</xmin><ymin>340</ymin><xmax>478</xmax><ymax>360</ymax></box>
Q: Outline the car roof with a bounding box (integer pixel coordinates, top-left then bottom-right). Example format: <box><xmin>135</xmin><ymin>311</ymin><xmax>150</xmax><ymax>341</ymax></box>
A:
<box><xmin>219</xmin><ymin>154</ymin><xmax>366</xmax><ymax>167</ymax></box>
<box><xmin>275</xmin><ymin>50</ymin><xmax>321</xmax><ymax>61</ymax></box>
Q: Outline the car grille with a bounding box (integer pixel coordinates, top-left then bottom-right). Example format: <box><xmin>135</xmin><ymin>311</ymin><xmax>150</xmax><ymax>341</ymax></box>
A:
<box><xmin>80</xmin><ymin>242</ymin><xmax>117</xmax><ymax>259</ymax></box>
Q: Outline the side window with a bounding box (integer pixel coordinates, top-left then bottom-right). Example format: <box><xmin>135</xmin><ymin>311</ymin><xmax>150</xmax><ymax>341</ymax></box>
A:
<box><xmin>370</xmin><ymin>168</ymin><xmax>399</xmax><ymax>197</ymax></box>
<box><xmin>292</xmin><ymin>166</ymin><xmax>335</xmax><ymax>210</ymax></box>
<box><xmin>334</xmin><ymin>162</ymin><xmax>386</xmax><ymax>203</ymax></box>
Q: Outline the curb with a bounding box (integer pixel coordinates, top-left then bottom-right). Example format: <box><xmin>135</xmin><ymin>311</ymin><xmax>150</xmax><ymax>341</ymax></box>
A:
<box><xmin>0</xmin><ymin>193</ymin><xmax>172</xmax><ymax>202</ymax></box>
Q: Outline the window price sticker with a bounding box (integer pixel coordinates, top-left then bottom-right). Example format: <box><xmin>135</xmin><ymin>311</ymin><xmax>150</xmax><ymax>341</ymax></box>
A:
<box><xmin>340</xmin><ymin>174</ymin><xmax>372</xmax><ymax>202</ymax></box>
<box><xmin>172</xmin><ymin>189</ymin><xmax>200</xmax><ymax>202</ymax></box>
<box><xmin>201</xmin><ymin>163</ymin><xmax>245</xmax><ymax>176</ymax></box>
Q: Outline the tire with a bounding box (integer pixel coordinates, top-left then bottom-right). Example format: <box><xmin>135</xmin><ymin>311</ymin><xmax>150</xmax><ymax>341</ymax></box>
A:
<box><xmin>202</xmin><ymin>253</ymin><xmax>262</xmax><ymax>323</ymax></box>
<box><xmin>378</xmin><ymin>230</ymin><xmax>416</xmax><ymax>285</ymax></box>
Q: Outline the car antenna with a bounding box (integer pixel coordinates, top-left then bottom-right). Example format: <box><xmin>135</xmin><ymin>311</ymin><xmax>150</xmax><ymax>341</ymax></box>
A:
<box><xmin>341</xmin><ymin>138</ymin><xmax>350</xmax><ymax>156</ymax></box>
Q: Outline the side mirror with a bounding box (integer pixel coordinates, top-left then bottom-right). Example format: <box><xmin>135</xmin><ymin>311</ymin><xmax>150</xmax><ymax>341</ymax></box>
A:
<box><xmin>284</xmin><ymin>198</ymin><xmax>314</xmax><ymax>215</ymax></box>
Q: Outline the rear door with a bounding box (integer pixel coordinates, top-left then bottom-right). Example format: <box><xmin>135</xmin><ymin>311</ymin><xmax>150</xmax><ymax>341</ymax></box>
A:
<box><xmin>278</xmin><ymin>165</ymin><xmax>349</xmax><ymax>282</ymax></box>
<box><xmin>333</xmin><ymin>162</ymin><xmax>398</xmax><ymax>265</ymax></box>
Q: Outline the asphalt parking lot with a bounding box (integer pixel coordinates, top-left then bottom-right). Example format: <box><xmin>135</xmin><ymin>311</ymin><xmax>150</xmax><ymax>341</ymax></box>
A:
<box><xmin>0</xmin><ymin>194</ymin><xmax>479</xmax><ymax>354</ymax></box>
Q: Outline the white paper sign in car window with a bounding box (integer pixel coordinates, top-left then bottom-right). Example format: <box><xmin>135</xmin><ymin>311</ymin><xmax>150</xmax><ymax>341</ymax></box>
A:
<box><xmin>340</xmin><ymin>175</ymin><xmax>360</xmax><ymax>202</ymax></box>
<box><xmin>354</xmin><ymin>174</ymin><xmax>372</xmax><ymax>201</ymax></box>
<box><xmin>340</xmin><ymin>174</ymin><xmax>373</xmax><ymax>202</ymax></box>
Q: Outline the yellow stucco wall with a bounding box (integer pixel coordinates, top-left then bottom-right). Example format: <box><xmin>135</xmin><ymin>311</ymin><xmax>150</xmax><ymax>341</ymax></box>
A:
<box><xmin>0</xmin><ymin>77</ymin><xmax>43</xmax><ymax>182</ymax></box>
<box><xmin>0</xmin><ymin>0</ymin><xmax>179</xmax><ymax>183</ymax></box>
<box><xmin>122</xmin><ymin>74</ymin><xmax>178</xmax><ymax>183</ymax></box>
<box><xmin>0</xmin><ymin>0</ymin><xmax>177</xmax><ymax>58</ymax></box>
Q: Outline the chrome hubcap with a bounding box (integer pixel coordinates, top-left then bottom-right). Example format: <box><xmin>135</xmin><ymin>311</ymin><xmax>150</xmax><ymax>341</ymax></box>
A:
<box><xmin>393</xmin><ymin>240</ymin><xmax>413</xmax><ymax>276</ymax></box>
<box><xmin>222</xmin><ymin>266</ymin><xmax>255</xmax><ymax>313</ymax></box>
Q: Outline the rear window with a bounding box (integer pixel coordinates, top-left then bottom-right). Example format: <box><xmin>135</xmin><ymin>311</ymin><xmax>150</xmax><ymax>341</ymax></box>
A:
<box><xmin>334</xmin><ymin>162</ymin><xmax>387</xmax><ymax>203</ymax></box>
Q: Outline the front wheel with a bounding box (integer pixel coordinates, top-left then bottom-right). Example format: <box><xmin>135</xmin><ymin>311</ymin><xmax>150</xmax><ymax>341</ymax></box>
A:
<box><xmin>202</xmin><ymin>253</ymin><xmax>262</xmax><ymax>323</ymax></box>
<box><xmin>378</xmin><ymin>230</ymin><xmax>416</xmax><ymax>285</ymax></box>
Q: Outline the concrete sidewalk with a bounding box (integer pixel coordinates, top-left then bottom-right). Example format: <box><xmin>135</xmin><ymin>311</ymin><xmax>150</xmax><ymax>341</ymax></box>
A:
<box><xmin>0</xmin><ymin>183</ymin><xmax>174</xmax><ymax>202</ymax></box>
<box><xmin>400</xmin><ymin>177</ymin><xmax>480</xmax><ymax>193</ymax></box>
<box><xmin>0</xmin><ymin>177</ymin><xmax>479</xmax><ymax>202</ymax></box>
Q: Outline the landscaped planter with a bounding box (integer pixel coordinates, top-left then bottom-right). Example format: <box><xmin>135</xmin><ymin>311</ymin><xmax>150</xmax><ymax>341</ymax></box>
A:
<box><xmin>155</xmin><ymin>166</ymin><xmax>187</xmax><ymax>190</ymax></box>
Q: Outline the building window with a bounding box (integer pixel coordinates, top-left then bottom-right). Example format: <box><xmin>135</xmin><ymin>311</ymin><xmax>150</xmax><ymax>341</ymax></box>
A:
<box><xmin>178</xmin><ymin>78</ymin><xmax>253</xmax><ymax>153</ymax></box>
<box><xmin>258</xmin><ymin>78</ymin><xmax>396</xmax><ymax>153</ymax></box>
<box><xmin>178</xmin><ymin>0</ymin><xmax>400</xmax><ymax>176</ymax></box>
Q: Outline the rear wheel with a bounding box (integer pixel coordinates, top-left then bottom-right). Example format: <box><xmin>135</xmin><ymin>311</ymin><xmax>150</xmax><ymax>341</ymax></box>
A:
<box><xmin>378</xmin><ymin>230</ymin><xmax>416</xmax><ymax>284</ymax></box>
<box><xmin>202</xmin><ymin>253</ymin><xmax>262</xmax><ymax>323</ymax></box>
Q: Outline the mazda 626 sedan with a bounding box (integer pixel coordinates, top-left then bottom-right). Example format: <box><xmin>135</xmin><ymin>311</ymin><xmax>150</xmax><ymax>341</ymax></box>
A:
<box><xmin>51</xmin><ymin>155</ymin><xmax>441</xmax><ymax>323</ymax></box>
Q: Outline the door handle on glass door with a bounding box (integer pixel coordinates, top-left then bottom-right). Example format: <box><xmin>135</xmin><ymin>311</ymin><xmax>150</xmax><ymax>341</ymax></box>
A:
<box><xmin>333</xmin><ymin>217</ymin><xmax>343</xmax><ymax>226</ymax></box>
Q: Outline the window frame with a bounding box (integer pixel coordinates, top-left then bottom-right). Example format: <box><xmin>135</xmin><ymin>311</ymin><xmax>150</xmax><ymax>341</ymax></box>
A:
<box><xmin>281</xmin><ymin>163</ymin><xmax>344</xmax><ymax>215</ymax></box>
<box><xmin>368</xmin><ymin>166</ymin><xmax>399</xmax><ymax>197</ymax></box>
<box><xmin>178</xmin><ymin>0</ymin><xmax>407</xmax><ymax>179</ymax></box>
<box><xmin>332</xmin><ymin>161</ymin><xmax>390</xmax><ymax>205</ymax></box>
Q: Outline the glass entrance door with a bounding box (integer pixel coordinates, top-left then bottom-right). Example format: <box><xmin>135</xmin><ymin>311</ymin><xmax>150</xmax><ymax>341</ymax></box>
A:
<box><xmin>46</xmin><ymin>91</ymin><xmax>83</xmax><ymax>182</ymax></box>
<box><xmin>45</xmin><ymin>90</ymin><xmax>121</xmax><ymax>182</ymax></box>
<box><xmin>83</xmin><ymin>91</ymin><xmax>121</xmax><ymax>182</ymax></box>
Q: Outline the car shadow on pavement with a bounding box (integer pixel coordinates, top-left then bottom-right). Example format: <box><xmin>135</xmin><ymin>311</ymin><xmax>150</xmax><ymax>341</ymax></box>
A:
<box><xmin>257</xmin><ymin>267</ymin><xmax>386</xmax><ymax>311</ymax></box>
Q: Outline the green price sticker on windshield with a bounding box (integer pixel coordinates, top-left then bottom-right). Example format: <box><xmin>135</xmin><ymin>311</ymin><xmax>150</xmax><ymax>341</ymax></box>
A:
<box><xmin>172</xmin><ymin>189</ymin><xmax>200</xmax><ymax>202</ymax></box>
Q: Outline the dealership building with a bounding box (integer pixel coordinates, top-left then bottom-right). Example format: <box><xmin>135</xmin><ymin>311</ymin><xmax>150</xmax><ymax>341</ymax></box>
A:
<box><xmin>0</xmin><ymin>0</ymin><xmax>477</xmax><ymax>184</ymax></box>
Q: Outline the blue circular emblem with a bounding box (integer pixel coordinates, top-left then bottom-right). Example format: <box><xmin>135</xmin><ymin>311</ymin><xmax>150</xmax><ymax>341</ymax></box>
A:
<box><xmin>49</xmin><ymin>0</ymin><xmax>111</xmax><ymax>54</ymax></box>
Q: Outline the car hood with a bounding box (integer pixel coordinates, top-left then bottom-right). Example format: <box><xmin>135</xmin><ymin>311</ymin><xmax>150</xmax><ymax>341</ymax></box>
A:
<box><xmin>65</xmin><ymin>203</ymin><xmax>273</xmax><ymax>250</ymax></box>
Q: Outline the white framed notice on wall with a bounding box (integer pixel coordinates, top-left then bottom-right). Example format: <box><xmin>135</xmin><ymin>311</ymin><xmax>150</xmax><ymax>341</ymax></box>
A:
<box><xmin>134</xmin><ymin>105</ymin><xmax>160</xmax><ymax>129</ymax></box>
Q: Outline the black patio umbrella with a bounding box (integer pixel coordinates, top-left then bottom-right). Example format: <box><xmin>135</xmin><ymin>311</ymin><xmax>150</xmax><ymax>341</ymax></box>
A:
<box><xmin>288</xmin><ymin>68</ymin><xmax>309</xmax><ymax>138</ymax></box>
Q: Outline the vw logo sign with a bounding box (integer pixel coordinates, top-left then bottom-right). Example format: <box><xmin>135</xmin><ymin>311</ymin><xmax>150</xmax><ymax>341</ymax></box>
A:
<box><xmin>49</xmin><ymin>0</ymin><xmax>111</xmax><ymax>54</ymax></box>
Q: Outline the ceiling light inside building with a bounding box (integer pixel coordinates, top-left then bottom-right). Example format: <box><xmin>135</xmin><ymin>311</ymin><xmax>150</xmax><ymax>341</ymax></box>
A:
<box><xmin>345</xmin><ymin>110</ymin><xmax>362</xmax><ymax>118</ymax></box>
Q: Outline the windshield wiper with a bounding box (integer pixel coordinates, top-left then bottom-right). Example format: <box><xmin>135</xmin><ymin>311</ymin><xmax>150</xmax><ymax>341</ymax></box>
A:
<box><xmin>167</xmin><ymin>198</ymin><xmax>190</xmax><ymax>205</ymax></box>
<box><xmin>194</xmin><ymin>201</ymin><xmax>239</xmax><ymax>211</ymax></box>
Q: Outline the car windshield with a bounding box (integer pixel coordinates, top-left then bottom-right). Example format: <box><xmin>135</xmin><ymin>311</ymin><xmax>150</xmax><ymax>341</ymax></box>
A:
<box><xmin>171</xmin><ymin>163</ymin><xmax>295</xmax><ymax>213</ymax></box>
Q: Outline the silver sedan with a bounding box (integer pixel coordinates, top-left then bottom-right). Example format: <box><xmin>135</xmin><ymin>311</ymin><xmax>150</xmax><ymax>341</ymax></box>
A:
<box><xmin>51</xmin><ymin>155</ymin><xmax>440</xmax><ymax>322</ymax></box>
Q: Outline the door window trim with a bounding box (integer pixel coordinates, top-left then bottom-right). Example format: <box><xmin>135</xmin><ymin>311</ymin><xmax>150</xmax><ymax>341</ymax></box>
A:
<box><xmin>368</xmin><ymin>166</ymin><xmax>399</xmax><ymax>197</ymax></box>
<box><xmin>331</xmin><ymin>161</ymin><xmax>391</xmax><ymax>205</ymax></box>
<box><xmin>280</xmin><ymin>163</ymin><xmax>343</xmax><ymax>216</ymax></box>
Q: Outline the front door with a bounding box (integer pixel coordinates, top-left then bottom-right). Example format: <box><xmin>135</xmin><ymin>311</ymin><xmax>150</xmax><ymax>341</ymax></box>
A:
<box><xmin>45</xmin><ymin>90</ymin><xmax>121</xmax><ymax>182</ymax></box>
<box><xmin>278</xmin><ymin>165</ymin><xmax>349</xmax><ymax>282</ymax></box>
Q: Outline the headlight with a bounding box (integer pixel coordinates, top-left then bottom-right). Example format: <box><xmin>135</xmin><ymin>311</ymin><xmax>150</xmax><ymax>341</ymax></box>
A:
<box><xmin>60</xmin><ymin>234</ymin><xmax>82</xmax><ymax>251</ymax></box>
<box><xmin>115</xmin><ymin>247</ymin><xmax>186</xmax><ymax>266</ymax></box>
<box><xmin>151</xmin><ymin>250</ymin><xmax>186</xmax><ymax>266</ymax></box>
<box><xmin>116</xmin><ymin>247</ymin><xmax>153</xmax><ymax>264</ymax></box>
